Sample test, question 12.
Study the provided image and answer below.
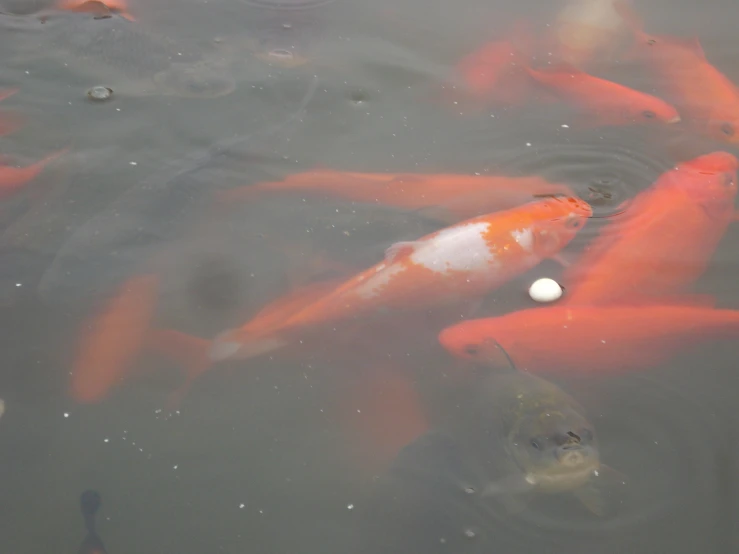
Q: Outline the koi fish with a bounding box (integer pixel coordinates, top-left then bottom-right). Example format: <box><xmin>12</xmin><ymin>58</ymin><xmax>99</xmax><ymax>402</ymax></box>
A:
<box><xmin>563</xmin><ymin>151</ymin><xmax>738</xmax><ymax>305</ymax></box>
<box><xmin>218</xmin><ymin>169</ymin><xmax>576</xmax><ymax>223</ymax></box>
<box><xmin>524</xmin><ymin>63</ymin><xmax>681</xmax><ymax>127</ymax></box>
<box><xmin>71</xmin><ymin>275</ymin><xmax>159</xmax><ymax>403</ymax></box>
<box><xmin>438</xmin><ymin>299</ymin><xmax>739</xmax><ymax>374</ymax></box>
<box><xmin>614</xmin><ymin>0</ymin><xmax>739</xmax><ymax>142</ymax></box>
<box><xmin>55</xmin><ymin>0</ymin><xmax>135</xmax><ymax>21</ymax></box>
<box><xmin>454</xmin><ymin>21</ymin><xmax>534</xmax><ymax>104</ymax></box>
<box><xmin>0</xmin><ymin>148</ymin><xmax>69</xmax><ymax>201</ymax></box>
<box><xmin>210</xmin><ymin>196</ymin><xmax>592</xmax><ymax>362</ymax></box>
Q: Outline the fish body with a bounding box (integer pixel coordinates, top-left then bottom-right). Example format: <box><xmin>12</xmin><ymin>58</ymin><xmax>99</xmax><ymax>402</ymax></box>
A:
<box><xmin>525</xmin><ymin>63</ymin><xmax>680</xmax><ymax>127</ymax></box>
<box><xmin>563</xmin><ymin>151</ymin><xmax>738</xmax><ymax>305</ymax></box>
<box><xmin>0</xmin><ymin>148</ymin><xmax>68</xmax><ymax>200</ymax></box>
<box><xmin>78</xmin><ymin>490</ymin><xmax>107</xmax><ymax>554</ymax></box>
<box><xmin>438</xmin><ymin>301</ymin><xmax>739</xmax><ymax>374</ymax></box>
<box><xmin>435</xmin><ymin>353</ymin><xmax>619</xmax><ymax>514</ymax></box>
<box><xmin>220</xmin><ymin>170</ymin><xmax>576</xmax><ymax>221</ymax></box>
<box><xmin>615</xmin><ymin>0</ymin><xmax>739</xmax><ymax>142</ymax></box>
<box><xmin>211</xmin><ymin>196</ymin><xmax>592</xmax><ymax>361</ymax></box>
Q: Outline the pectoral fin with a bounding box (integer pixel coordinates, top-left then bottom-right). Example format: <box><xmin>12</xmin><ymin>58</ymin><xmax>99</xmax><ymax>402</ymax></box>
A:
<box><xmin>482</xmin><ymin>474</ymin><xmax>535</xmax><ymax>514</ymax></box>
<box><xmin>574</xmin><ymin>464</ymin><xmax>629</xmax><ymax>516</ymax></box>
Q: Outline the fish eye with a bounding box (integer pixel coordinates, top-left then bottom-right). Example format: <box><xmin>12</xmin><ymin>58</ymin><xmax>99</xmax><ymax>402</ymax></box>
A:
<box><xmin>721</xmin><ymin>122</ymin><xmax>735</xmax><ymax>136</ymax></box>
<box><xmin>642</xmin><ymin>110</ymin><xmax>656</xmax><ymax>119</ymax></box>
<box><xmin>464</xmin><ymin>345</ymin><xmax>479</xmax><ymax>356</ymax></box>
<box><xmin>530</xmin><ymin>439</ymin><xmax>541</xmax><ymax>450</ymax></box>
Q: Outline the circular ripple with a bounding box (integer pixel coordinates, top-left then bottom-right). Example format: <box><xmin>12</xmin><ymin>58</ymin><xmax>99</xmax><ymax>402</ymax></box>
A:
<box><xmin>499</xmin><ymin>142</ymin><xmax>673</xmax><ymax>219</ymax></box>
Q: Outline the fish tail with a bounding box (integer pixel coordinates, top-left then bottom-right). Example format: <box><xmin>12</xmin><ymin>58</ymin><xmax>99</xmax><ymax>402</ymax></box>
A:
<box><xmin>79</xmin><ymin>490</ymin><xmax>101</xmax><ymax>532</ymax></box>
<box><xmin>208</xmin><ymin>329</ymin><xmax>288</xmax><ymax>362</ymax></box>
<box><xmin>144</xmin><ymin>328</ymin><xmax>213</xmax><ymax>405</ymax></box>
<box><xmin>612</xmin><ymin>0</ymin><xmax>651</xmax><ymax>53</ymax></box>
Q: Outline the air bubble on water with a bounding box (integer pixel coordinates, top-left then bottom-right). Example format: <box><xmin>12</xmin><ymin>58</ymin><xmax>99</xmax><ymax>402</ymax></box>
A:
<box><xmin>464</xmin><ymin>528</ymin><xmax>477</xmax><ymax>539</ymax></box>
<box><xmin>347</xmin><ymin>504</ymin><xmax>354</xmax><ymax>510</ymax></box>
<box><xmin>63</xmin><ymin>412</ymin><xmax>69</xmax><ymax>418</ymax></box>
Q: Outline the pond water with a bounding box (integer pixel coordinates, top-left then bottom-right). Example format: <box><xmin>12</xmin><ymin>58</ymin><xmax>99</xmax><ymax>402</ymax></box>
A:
<box><xmin>0</xmin><ymin>0</ymin><xmax>737</xmax><ymax>552</ymax></box>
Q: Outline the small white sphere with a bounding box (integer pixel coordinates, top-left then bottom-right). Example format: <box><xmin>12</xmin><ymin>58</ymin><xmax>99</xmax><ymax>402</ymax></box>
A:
<box><xmin>529</xmin><ymin>278</ymin><xmax>563</xmax><ymax>303</ymax></box>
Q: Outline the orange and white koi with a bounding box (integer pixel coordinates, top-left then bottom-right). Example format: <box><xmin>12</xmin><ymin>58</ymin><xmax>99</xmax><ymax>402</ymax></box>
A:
<box><xmin>209</xmin><ymin>196</ymin><xmax>593</xmax><ymax>362</ymax></box>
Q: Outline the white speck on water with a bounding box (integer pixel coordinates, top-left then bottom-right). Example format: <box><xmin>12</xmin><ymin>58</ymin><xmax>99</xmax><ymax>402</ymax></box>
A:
<box><xmin>239</xmin><ymin>504</ymin><xmax>245</xmax><ymax>509</ymax></box>
<box><xmin>173</xmin><ymin>465</ymin><xmax>178</xmax><ymax>470</ymax></box>
<box><xmin>129</xmin><ymin>161</ymin><xmax>137</xmax><ymax>166</ymax></box>
<box><xmin>440</xmin><ymin>538</ymin><xmax>447</xmax><ymax>544</ymax></box>
<box><xmin>526</xmin><ymin>142</ymin><xmax>532</xmax><ymax>146</ymax></box>
<box><xmin>561</xmin><ymin>124</ymin><xmax>570</xmax><ymax>128</ymax></box>
<box><xmin>259</xmin><ymin>510</ymin><xmax>264</xmax><ymax>514</ymax></box>
<box><xmin>347</xmin><ymin>504</ymin><xmax>354</xmax><ymax>510</ymax></box>
<box><xmin>63</xmin><ymin>412</ymin><xmax>69</xmax><ymax>418</ymax></box>
<box><xmin>104</xmin><ymin>438</ymin><xmax>109</xmax><ymax>443</ymax></box>
<box><xmin>464</xmin><ymin>529</ymin><xmax>476</xmax><ymax>539</ymax></box>
<box><xmin>594</xmin><ymin>470</ymin><xmax>600</xmax><ymax>477</ymax></box>
<box><xmin>15</xmin><ymin>283</ymin><xmax>21</xmax><ymax>287</ymax></box>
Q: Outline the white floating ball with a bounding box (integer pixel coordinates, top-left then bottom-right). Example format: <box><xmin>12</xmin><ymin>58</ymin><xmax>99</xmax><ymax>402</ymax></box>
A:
<box><xmin>529</xmin><ymin>278</ymin><xmax>563</xmax><ymax>303</ymax></box>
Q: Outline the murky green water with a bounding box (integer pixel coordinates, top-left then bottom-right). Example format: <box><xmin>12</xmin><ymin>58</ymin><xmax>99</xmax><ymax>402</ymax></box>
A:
<box><xmin>0</xmin><ymin>0</ymin><xmax>738</xmax><ymax>552</ymax></box>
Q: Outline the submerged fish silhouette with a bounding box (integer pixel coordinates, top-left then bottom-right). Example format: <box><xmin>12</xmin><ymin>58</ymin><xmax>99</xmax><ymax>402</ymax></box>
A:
<box><xmin>78</xmin><ymin>490</ymin><xmax>107</xmax><ymax>554</ymax></box>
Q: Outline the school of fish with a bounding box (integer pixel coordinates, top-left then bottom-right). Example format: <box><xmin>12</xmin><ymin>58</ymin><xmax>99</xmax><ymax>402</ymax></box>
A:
<box><xmin>2</xmin><ymin>0</ymin><xmax>739</xmax><ymax>518</ymax></box>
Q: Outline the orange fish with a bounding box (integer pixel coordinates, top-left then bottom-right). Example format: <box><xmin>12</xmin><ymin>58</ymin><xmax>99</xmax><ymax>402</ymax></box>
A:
<box><xmin>455</xmin><ymin>22</ymin><xmax>534</xmax><ymax>105</ymax></box>
<box><xmin>615</xmin><ymin>0</ymin><xmax>739</xmax><ymax>142</ymax></box>
<box><xmin>438</xmin><ymin>299</ymin><xmax>739</xmax><ymax>374</ymax></box>
<box><xmin>55</xmin><ymin>0</ymin><xmax>135</xmax><ymax>20</ymax></box>
<box><xmin>563</xmin><ymin>151</ymin><xmax>738</xmax><ymax>305</ymax></box>
<box><xmin>524</xmin><ymin>63</ymin><xmax>681</xmax><ymax>127</ymax></box>
<box><xmin>209</xmin><ymin>196</ymin><xmax>592</xmax><ymax>362</ymax></box>
<box><xmin>0</xmin><ymin>148</ymin><xmax>69</xmax><ymax>200</ymax></box>
<box><xmin>218</xmin><ymin>169</ymin><xmax>576</xmax><ymax>223</ymax></box>
<box><xmin>71</xmin><ymin>275</ymin><xmax>159</xmax><ymax>403</ymax></box>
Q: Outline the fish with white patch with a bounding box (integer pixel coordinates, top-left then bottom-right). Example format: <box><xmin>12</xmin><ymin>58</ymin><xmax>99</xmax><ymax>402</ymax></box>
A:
<box><xmin>210</xmin><ymin>196</ymin><xmax>593</xmax><ymax>362</ymax></box>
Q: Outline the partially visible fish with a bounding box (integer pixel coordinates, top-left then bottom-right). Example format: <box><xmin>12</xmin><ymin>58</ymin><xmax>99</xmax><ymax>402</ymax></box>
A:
<box><xmin>615</xmin><ymin>0</ymin><xmax>739</xmax><ymax>142</ymax></box>
<box><xmin>433</xmin><ymin>341</ymin><xmax>625</xmax><ymax>515</ymax></box>
<box><xmin>438</xmin><ymin>299</ymin><xmax>739</xmax><ymax>374</ymax></box>
<box><xmin>218</xmin><ymin>170</ymin><xmax>577</xmax><ymax>224</ymax></box>
<box><xmin>524</xmin><ymin>62</ymin><xmax>681</xmax><ymax>128</ymax></box>
<box><xmin>78</xmin><ymin>490</ymin><xmax>108</xmax><ymax>554</ymax></box>
<box><xmin>0</xmin><ymin>88</ymin><xmax>24</xmax><ymax>136</ymax></box>
<box><xmin>55</xmin><ymin>0</ymin><xmax>135</xmax><ymax>21</ymax></box>
<box><xmin>0</xmin><ymin>147</ymin><xmax>68</xmax><ymax>200</ymax></box>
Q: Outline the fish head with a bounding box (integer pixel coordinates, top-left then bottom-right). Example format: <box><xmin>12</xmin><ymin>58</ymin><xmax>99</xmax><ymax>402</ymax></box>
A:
<box><xmin>706</xmin><ymin>116</ymin><xmax>739</xmax><ymax>144</ymax></box>
<box><xmin>630</xmin><ymin>98</ymin><xmax>681</xmax><ymax>125</ymax></box>
<box><xmin>438</xmin><ymin>322</ymin><xmax>510</xmax><ymax>366</ymax></box>
<box><xmin>671</xmin><ymin>151</ymin><xmax>738</xmax><ymax>217</ymax></box>
<box><xmin>509</xmin><ymin>408</ymin><xmax>600</xmax><ymax>491</ymax></box>
<box><xmin>524</xmin><ymin>196</ymin><xmax>593</xmax><ymax>257</ymax></box>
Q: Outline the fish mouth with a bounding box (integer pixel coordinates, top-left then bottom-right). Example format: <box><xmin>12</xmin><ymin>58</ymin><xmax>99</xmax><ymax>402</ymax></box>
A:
<box><xmin>666</xmin><ymin>115</ymin><xmax>681</xmax><ymax>124</ymax></box>
<box><xmin>527</xmin><ymin>463</ymin><xmax>599</xmax><ymax>492</ymax></box>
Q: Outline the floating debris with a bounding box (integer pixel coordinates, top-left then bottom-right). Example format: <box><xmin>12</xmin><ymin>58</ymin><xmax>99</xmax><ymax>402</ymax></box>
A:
<box><xmin>87</xmin><ymin>86</ymin><xmax>113</xmax><ymax>102</ymax></box>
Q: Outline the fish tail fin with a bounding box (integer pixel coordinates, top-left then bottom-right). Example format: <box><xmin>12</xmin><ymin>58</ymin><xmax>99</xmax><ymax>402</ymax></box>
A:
<box><xmin>208</xmin><ymin>329</ymin><xmax>287</xmax><ymax>362</ymax></box>
<box><xmin>144</xmin><ymin>328</ymin><xmax>213</xmax><ymax>405</ymax></box>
